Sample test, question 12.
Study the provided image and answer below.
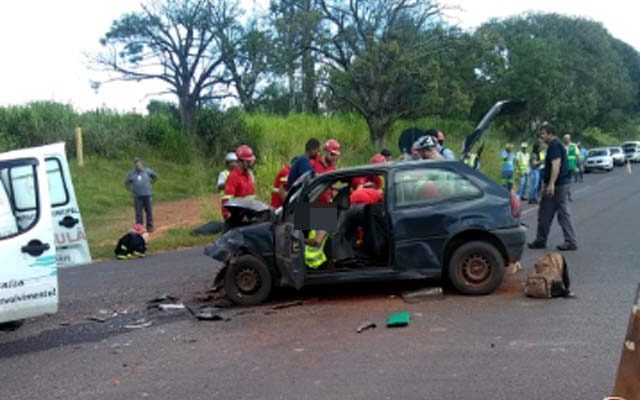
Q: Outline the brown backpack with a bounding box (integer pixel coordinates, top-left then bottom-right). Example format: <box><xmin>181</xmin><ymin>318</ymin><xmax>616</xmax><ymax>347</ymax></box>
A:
<box><xmin>524</xmin><ymin>252</ymin><xmax>571</xmax><ymax>298</ymax></box>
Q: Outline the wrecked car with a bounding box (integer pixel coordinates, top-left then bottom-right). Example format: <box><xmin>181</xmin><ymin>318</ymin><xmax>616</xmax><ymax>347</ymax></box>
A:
<box><xmin>205</xmin><ymin>161</ymin><xmax>527</xmax><ymax>306</ymax></box>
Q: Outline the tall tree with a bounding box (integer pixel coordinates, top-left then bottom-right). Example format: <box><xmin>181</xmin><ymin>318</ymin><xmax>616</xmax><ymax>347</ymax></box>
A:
<box><xmin>314</xmin><ymin>0</ymin><xmax>443</xmax><ymax>149</ymax></box>
<box><xmin>96</xmin><ymin>0</ymin><xmax>238</xmax><ymax>135</ymax></box>
<box><xmin>216</xmin><ymin>18</ymin><xmax>272</xmax><ymax>111</ymax></box>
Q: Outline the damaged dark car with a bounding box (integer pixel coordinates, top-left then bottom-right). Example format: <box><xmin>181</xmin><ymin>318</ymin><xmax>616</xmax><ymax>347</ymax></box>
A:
<box><xmin>205</xmin><ymin>161</ymin><xmax>527</xmax><ymax>306</ymax></box>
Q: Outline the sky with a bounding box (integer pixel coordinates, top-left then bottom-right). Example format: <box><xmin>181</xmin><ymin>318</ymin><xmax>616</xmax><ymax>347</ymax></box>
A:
<box><xmin>0</xmin><ymin>0</ymin><xmax>638</xmax><ymax>114</ymax></box>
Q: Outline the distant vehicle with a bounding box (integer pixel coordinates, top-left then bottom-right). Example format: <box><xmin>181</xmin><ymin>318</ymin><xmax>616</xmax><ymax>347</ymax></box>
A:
<box><xmin>584</xmin><ymin>147</ymin><xmax>614</xmax><ymax>172</ymax></box>
<box><xmin>622</xmin><ymin>141</ymin><xmax>640</xmax><ymax>163</ymax></box>
<box><xmin>608</xmin><ymin>146</ymin><xmax>625</xmax><ymax>167</ymax></box>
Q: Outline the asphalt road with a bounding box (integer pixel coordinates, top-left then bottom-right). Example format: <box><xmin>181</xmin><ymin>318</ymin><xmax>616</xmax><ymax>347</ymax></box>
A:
<box><xmin>2</xmin><ymin>165</ymin><xmax>639</xmax><ymax>400</ymax></box>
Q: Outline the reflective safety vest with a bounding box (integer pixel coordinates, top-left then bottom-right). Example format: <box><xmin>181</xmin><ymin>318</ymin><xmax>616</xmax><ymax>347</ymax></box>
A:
<box><xmin>567</xmin><ymin>143</ymin><xmax>579</xmax><ymax>171</ymax></box>
<box><xmin>305</xmin><ymin>230</ymin><xmax>328</xmax><ymax>269</ymax></box>
<box><xmin>515</xmin><ymin>151</ymin><xmax>529</xmax><ymax>173</ymax></box>
<box><xmin>463</xmin><ymin>153</ymin><xmax>478</xmax><ymax>169</ymax></box>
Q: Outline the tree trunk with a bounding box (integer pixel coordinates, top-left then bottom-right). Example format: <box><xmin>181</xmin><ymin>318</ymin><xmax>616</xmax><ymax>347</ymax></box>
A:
<box><xmin>301</xmin><ymin>0</ymin><xmax>317</xmax><ymax>113</ymax></box>
<box><xmin>366</xmin><ymin>115</ymin><xmax>395</xmax><ymax>151</ymax></box>
<box><xmin>179</xmin><ymin>95</ymin><xmax>198</xmax><ymax>136</ymax></box>
<box><xmin>287</xmin><ymin>63</ymin><xmax>296</xmax><ymax>114</ymax></box>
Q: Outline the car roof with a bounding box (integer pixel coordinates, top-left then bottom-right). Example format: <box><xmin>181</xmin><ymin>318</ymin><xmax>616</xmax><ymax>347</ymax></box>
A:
<box><xmin>314</xmin><ymin>159</ymin><xmax>464</xmax><ymax>178</ymax></box>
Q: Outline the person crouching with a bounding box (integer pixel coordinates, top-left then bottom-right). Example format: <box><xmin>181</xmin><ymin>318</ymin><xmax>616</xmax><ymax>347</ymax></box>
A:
<box><xmin>114</xmin><ymin>224</ymin><xmax>149</xmax><ymax>260</ymax></box>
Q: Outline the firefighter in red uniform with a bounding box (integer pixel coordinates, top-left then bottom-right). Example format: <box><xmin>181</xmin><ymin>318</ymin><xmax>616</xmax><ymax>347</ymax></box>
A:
<box><xmin>312</xmin><ymin>139</ymin><xmax>341</xmax><ymax>203</ymax></box>
<box><xmin>271</xmin><ymin>158</ymin><xmax>295</xmax><ymax>209</ymax></box>
<box><xmin>221</xmin><ymin>145</ymin><xmax>256</xmax><ymax>219</ymax></box>
<box><xmin>351</xmin><ymin>154</ymin><xmax>386</xmax><ymax>191</ymax></box>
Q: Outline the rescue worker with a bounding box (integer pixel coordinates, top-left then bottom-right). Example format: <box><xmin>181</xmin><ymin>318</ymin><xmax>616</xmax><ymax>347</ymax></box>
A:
<box><xmin>305</xmin><ymin>229</ymin><xmax>328</xmax><ymax>269</ymax></box>
<box><xmin>501</xmin><ymin>144</ymin><xmax>515</xmax><ymax>191</ymax></box>
<box><xmin>416</xmin><ymin>135</ymin><xmax>444</xmax><ymax>161</ymax></box>
<box><xmin>351</xmin><ymin>154</ymin><xmax>385</xmax><ymax>190</ymax></box>
<box><xmin>564</xmin><ymin>134</ymin><xmax>580</xmax><ymax>184</ymax></box>
<box><xmin>425</xmin><ymin>129</ymin><xmax>455</xmax><ymax>160</ymax></box>
<box><xmin>221</xmin><ymin>145</ymin><xmax>256</xmax><ymax>220</ymax></box>
<box><xmin>380</xmin><ymin>149</ymin><xmax>393</xmax><ymax>162</ymax></box>
<box><xmin>515</xmin><ymin>142</ymin><xmax>530</xmax><ymax>200</ymax></box>
<box><xmin>271</xmin><ymin>158</ymin><xmax>295</xmax><ymax>209</ymax></box>
<box><xmin>217</xmin><ymin>152</ymin><xmax>238</xmax><ymax>191</ymax></box>
<box><xmin>312</xmin><ymin>139</ymin><xmax>341</xmax><ymax>203</ymax></box>
<box><xmin>528</xmin><ymin>142</ymin><xmax>542</xmax><ymax>204</ymax></box>
<box><xmin>288</xmin><ymin>138</ymin><xmax>321</xmax><ymax>187</ymax></box>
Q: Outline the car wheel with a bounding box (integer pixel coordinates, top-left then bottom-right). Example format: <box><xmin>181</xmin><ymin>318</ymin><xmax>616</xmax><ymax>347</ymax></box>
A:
<box><xmin>448</xmin><ymin>241</ymin><xmax>505</xmax><ymax>295</ymax></box>
<box><xmin>224</xmin><ymin>255</ymin><xmax>273</xmax><ymax>306</ymax></box>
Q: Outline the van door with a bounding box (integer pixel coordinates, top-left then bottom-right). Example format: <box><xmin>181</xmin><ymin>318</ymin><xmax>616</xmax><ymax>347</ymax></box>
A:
<box><xmin>0</xmin><ymin>151</ymin><xmax>57</xmax><ymax>324</ymax></box>
<box><xmin>43</xmin><ymin>143</ymin><xmax>91</xmax><ymax>267</ymax></box>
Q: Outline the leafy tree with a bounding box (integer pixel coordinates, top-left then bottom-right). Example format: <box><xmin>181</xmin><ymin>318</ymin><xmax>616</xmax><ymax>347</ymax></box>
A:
<box><xmin>96</xmin><ymin>0</ymin><xmax>238</xmax><ymax>135</ymax></box>
<box><xmin>314</xmin><ymin>0</ymin><xmax>443</xmax><ymax>149</ymax></box>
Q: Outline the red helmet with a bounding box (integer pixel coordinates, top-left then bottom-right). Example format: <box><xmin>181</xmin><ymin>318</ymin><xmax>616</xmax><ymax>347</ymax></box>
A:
<box><xmin>324</xmin><ymin>139</ymin><xmax>341</xmax><ymax>155</ymax></box>
<box><xmin>236</xmin><ymin>145</ymin><xmax>255</xmax><ymax>162</ymax></box>
<box><xmin>369</xmin><ymin>154</ymin><xmax>386</xmax><ymax>164</ymax></box>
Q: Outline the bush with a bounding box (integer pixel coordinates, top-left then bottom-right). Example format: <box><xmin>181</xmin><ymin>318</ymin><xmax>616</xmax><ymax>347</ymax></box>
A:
<box><xmin>195</xmin><ymin>108</ymin><xmax>254</xmax><ymax>160</ymax></box>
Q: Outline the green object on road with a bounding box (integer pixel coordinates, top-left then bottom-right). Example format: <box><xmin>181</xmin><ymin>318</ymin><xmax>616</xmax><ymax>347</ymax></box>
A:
<box><xmin>387</xmin><ymin>311</ymin><xmax>411</xmax><ymax>327</ymax></box>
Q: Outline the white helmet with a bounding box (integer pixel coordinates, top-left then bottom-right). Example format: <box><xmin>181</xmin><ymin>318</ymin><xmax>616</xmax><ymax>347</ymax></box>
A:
<box><xmin>225</xmin><ymin>152</ymin><xmax>238</xmax><ymax>162</ymax></box>
<box><xmin>414</xmin><ymin>135</ymin><xmax>437</xmax><ymax>150</ymax></box>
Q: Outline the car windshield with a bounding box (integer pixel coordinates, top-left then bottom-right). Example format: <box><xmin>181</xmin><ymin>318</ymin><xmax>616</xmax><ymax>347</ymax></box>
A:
<box><xmin>622</xmin><ymin>144</ymin><xmax>638</xmax><ymax>150</ymax></box>
<box><xmin>610</xmin><ymin>148</ymin><xmax>620</xmax><ymax>154</ymax></box>
<box><xmin>589</xmin><ymin>149</ymin><xmax>607</xmax><ymax>157</ymax></box>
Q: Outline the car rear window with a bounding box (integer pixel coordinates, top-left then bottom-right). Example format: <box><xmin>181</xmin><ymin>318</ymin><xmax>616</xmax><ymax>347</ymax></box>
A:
<box><xmin>393</xmin><ymin>167</ymin><xmax>482</xmax><ymax>207</ymax></box>
<box><xmin>610</xmin><ymin>148</ymin><xmax>620</xmax><ymax>154</ymax></box>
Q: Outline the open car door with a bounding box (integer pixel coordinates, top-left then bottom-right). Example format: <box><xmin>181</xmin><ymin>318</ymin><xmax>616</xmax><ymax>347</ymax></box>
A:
<box><xmin>45</xmin><ymin>143</ymin><xmax>91</xmax><ymax>267</ymax></box>
<box><xmin>0</xmin><ymin>150</ymin><xmax>57</xmax><ymax>324</ymax></box>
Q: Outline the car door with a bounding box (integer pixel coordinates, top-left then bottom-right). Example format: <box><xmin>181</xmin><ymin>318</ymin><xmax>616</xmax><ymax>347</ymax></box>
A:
<box><xmin>0</xmin><ymin>151</ymin><xmax>57</xmax><ymax>324</ymax></box>
<box><xmin>273</xmin><ymin>181</ymin><xmax>307</xmax><ymax>289</ymax></box>
<box><xmin>389</xmin><ymin>165</ymin><xmax>483</xmax><ymax>272</ymax></box>
<box><xmin>43</xmin><ymin>143</ymin><xmax>91</xmax><ymax>267</ymax></box>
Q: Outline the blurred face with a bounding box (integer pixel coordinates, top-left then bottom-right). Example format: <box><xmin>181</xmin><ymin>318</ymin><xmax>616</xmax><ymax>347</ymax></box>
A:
<box><xmin>134</xmin><ymin>160</ymin><xmax>143</xmax><ymax>170</ymax></box>
<box><xmin>539</xmin><ymin>130</ymin><xmax>552</xmax><ymax>144</ymax></box>
<box><xmin>326</xmin><ymin>151</ymin><xmax>340</xmax><ymax>165</ymax></box>
<box><xmin>227</xmin><ymin>160</ymin><xmax>238</xmax><ymax>170</ymax></box>
<box><xmin>308</xmin><ymin>147</ymin><xmax>321</xmax><ymax>158</ymax></box>
<box><xmin>241</xmin><ymin>159</ymin><xmax>254</xmax><ymax>170</ymax></box>
<box><xmin>419</xmin><ymin>147</ymin><xmax>437</xmax><ymax>160</ymax></box>
<box><xmin>563</xmin><ymin>135</ymin><xmax>571</xmax><ymax>145</ymax></box>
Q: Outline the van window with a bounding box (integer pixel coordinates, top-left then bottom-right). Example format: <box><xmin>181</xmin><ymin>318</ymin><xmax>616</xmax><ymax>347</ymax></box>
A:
<box><xmin>0</xmin><ymin>160</ymin><xmax>40</xmax><ymax>238</ymax></box>
<box><xmin>45</xmin><ymin>158</ymin><xmax>69</xmax><ymax>207</ymax></box>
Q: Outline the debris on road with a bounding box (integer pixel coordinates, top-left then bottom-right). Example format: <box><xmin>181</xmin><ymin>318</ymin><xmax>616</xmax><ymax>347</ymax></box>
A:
<box><xmin>356</xmin><ymin>322</ymin><xmax>377</xmax><ymax>333</ymax></box>
<box><xmin>270</xmin><ymin>300</ymin><xmax>304</xmax><ymax>310</ymax></box>
<box><xmin>506</xmin><ymin>261</ymin><xmax>523</xmax><ymax>275</ymax></box>
<box><xmin>148</xmin><ymin>294</ymin><xmax>179</xmax><ymax>305</ymax></box>
<box><xmin>401</xmin><ymin>287</ymin><xmax>444</xmax><ymax>303</ymax></box>
<box><xmin>124</xmin><ymin>320</ymin><xmax>153</xmax><ymax>329</ymax></box>
<box><xmin>86</xmin><ymin>315</ymin><xmax>108</xmax><ymax>323</ymax></box>
<box><xmin>155</xmin><ymin>303</ymin><xmax>186</xmax><ymax>311</ymax></box>
<box><xmin>186</xmin><ymin>304</ymin><xmax>227</xmax><ymax>321</ymax></box>
<box><xmin>387</xmin><ymin>311</ymin><xmax>411</xmax><ymax>328</ymax></box>
<box><xmin>59</xmin><ymin>321</ymin><xmax>70</xmax><ymax>326</ymax></box>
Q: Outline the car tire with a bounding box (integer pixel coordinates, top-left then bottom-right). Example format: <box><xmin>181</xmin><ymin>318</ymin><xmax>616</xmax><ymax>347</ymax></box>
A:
<box><xmin>448</xmin><ymin>241</ymin><xmax>505</xmax><ymax>295</ymax></box>
<box><xmin>224</xmin><ymin>255</ymin><xmax>273</xmax><ymax>306</ymax></box>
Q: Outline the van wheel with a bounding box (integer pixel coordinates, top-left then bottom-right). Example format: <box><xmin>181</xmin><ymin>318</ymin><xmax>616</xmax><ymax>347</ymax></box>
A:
<box><xmin>224</xmin><ymin>255</ymin><xmax>273</xmax><ymax>306</ymax></box>
<box><xmin>0</xmin><ymin>319</ymin><xmax>24</xmax><ymax>331</ymax></box>
<box><xmin>448</xmin><ymin>241</ymin><xmax>505</xmax><ymax>295</ymax></box>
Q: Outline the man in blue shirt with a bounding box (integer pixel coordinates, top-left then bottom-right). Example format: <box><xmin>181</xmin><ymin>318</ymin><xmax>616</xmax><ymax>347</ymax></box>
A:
<box><xmin>528</xmin><ymin>123</ymin><xmax>577</xmax><ymax>251</ymax></box>
<box><xmin>288</xmin><ymin>138</ymin><xmax>321</xmax><ymax>187</ymax></box>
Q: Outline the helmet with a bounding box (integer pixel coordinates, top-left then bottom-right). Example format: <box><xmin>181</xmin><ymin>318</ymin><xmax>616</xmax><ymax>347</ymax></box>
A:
<box><xmin>225</xmin><ymin>152</ymin><xmax>238</xmax><ymax>162</ymax></box>
<box><xmin>520</xmin><ymin>142</ymin><xmax>528</xmax><ymax>148</ymax></box>
<box><xmin>414</xmin><ymin>135</ymin><xmax>437</xmax><ymax>150</ymax></box>
<box><xmin>370</xmin><ymin>154</ymin><xmax>386</xmax><ymax>164</ymax></box>
<box><xmin>324</xmin><ymin>139</ymin><xmax>341</xmax><ymax>155</ymax></box>
<box><xmin>236</xmin><ymin>145</ymin><xmax>256</xmax><ymax>162</ymax></box>
<box><xmin>132</xmin><ymin>224</ymin><xmax>145</xmax><ymax>234</ymax></box>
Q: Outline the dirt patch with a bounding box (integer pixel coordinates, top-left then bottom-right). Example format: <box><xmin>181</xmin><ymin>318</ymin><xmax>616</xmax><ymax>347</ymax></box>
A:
<box><xmin>148</xmin><ymin>195</ymin><xmax>218</xmax><ymax>237</ymax></box>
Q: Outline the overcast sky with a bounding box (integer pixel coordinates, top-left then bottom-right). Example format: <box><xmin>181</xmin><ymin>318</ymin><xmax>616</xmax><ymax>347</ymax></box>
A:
<box><xmin>0</xmin><ymin>0</ymin><xmax>637</xmax><ymax>113</ymax></box>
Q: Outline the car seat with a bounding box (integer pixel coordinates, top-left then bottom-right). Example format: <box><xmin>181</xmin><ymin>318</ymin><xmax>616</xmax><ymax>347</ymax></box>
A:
<box><xmin>330</xmin><ymin>204</ymin><xmax>365</xmax><ymax>263</ymax></box>
<box><xmin>362</xmin><ymin>203</ymin><xmax>389</xmax><ymax>262</ymax></box>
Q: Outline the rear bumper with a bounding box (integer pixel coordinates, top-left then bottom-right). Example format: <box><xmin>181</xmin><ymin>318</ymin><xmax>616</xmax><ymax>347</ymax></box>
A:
<box><xmin>491</xmin><ymin>224</ymin><xmax>527</xmax><ymax>263</ymax></box>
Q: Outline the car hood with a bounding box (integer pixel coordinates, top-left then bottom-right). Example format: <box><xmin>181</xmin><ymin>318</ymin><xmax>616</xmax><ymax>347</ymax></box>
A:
<box><xmin>204</xmin><ymin>222</ymin><xmax>274</xmax><ymax>263</ymax></box>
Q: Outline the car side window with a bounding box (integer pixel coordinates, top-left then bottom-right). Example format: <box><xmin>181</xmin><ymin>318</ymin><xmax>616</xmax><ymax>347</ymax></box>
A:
<box><xmin>394</xmin><ymin>167</ymin><xmax>482</xmax><ymax>208</ymax></box>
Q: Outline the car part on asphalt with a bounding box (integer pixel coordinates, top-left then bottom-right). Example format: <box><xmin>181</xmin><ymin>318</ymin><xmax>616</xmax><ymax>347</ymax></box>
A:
<box><xmin>356</xmin><ymin>322</ymin><xmax>377</xmax><ymax>333</ymax></box>
<box><xmin>401</xmin><ymin>287</ymin><xmax>444</xmax><ymax>303</ymax></box>
<box><xmin>387</xmin><ymin>311</ymin><xmax>411</xmax><ymax>328</ymax></box>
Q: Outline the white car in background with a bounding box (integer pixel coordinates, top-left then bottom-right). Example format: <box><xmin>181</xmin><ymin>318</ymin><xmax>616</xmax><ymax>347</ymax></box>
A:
<box><xmin>608</xmin><ymin>146</ymin><xmax>625</xmax><ymax>166</ymax></box>
<box><xmin>584</xmin><ymin>147</ymin><xmax>614</xmax><ymax>172</ymax></box>
<box><xmin>622</xmin><ymin>141</ymin><xmax>640</xmax><ymax>163</ymax></box>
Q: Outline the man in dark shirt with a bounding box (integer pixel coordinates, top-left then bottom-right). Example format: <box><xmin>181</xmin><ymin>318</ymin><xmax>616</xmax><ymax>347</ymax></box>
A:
<box><xmin>528</xmin><ymin>123</ymin><xmax>577</xmax><ymax>251</ymax></box>
<box><xmin>288</xmin><ymin>138</ymin><xmax>321</xmax><ymax>187</ymax></box>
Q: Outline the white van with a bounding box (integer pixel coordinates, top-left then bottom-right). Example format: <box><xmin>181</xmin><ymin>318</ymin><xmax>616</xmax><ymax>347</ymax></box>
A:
<box><xmin>622</xmin><ymin>141</ymin><xmax>640</xmax><ymax>163</ymax></box>
<box><xmin>0</xmin><ymin>143</ymin><xmax>91</xmax><ymax>326</ymax></box>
